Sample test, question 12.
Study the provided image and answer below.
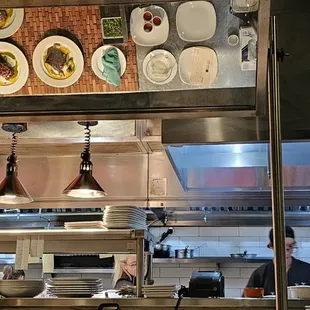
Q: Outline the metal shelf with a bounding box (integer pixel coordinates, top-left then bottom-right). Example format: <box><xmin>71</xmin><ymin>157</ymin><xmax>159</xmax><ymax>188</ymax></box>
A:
<box><xmin>52</xmin><ymin>268</ymin><xmax>114</xmax><ymax>274</ymax></box>
<box><xmin>0</xmin><ymin>229</ymin><xmax>152</xmax><ymax>254</ymax></box>
<box><xmin>0</xmin><ymin>297</ymin><xmax>308</xmax><ymax>309</ymax></box>
<box><xmin>0</xmin><ymin>229</ymin><xmax>153</xmax><ymax>297</ymax></box>
<box><xmin>153</xmin><ymin>257</ymin><xmax>271</xmax><ymax>264</ymax></box>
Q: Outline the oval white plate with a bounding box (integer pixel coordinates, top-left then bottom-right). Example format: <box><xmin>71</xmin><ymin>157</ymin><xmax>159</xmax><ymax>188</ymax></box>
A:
<box><xmin>91</xmin><ymin>45</ymin><xmax>126</xmax><ymax>81</ymax></box>
<box><xmin>179</xmin><ymin>46</ymin><xmax>218</xmax><ymax>86</ymax></box>
<box><xmin>0</xmin><ymin>9</ymin><xmax>24</xmax><ymax>39</ymax></box>
<box><xmin>0</xmin><ymin>42</ymin><xmax>29</xmax><ymax>94</ymax></box>
<box><xmin>143</xmin><ymin>49</ymin><xmax>177</xmax><ymax>85</ymax></box>
<box><xmin>176</xmin><ymin>1</ymin><xmax>216</xmax><ymax>42</ymax></box>
<box><xmin>33</xmin><ymin>35</ymin><xmax>84</xmax><ymax>88</ymax></box>
<box><xmin>130</xmin><ymin>5</ymin><xmax>169</xmax><ymax>47</ymax></box>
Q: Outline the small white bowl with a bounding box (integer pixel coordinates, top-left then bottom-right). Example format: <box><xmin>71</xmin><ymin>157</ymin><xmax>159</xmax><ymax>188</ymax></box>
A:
<box><xmin>228</xmin><ymin>34</ymin><xmax>239</xmax><ymax>46</ymax></box>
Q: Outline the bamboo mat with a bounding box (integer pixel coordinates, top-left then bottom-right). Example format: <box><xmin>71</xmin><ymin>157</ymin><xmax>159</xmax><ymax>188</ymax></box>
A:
<box><xmin>1</xmin><ymin>6</ymin><xmax>139</xmax><ymax>96</ymax></box>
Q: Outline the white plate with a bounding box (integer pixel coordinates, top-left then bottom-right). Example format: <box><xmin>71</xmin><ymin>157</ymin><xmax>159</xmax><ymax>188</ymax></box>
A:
<box><xmin>179</xmin><ymin>46</ymin><xmax>218</xmax><ymax>86</ymax></box>
<box><xmin>130</xmin><ymin>5</ymin><xmax>169</xmax><ymax>47</ymax></box>
<box><xmin>0</xmin><ymin>9</ymin><xmax>24</xmax><ymax>39</ymax></box>
<box><xmin>33</xmin><ymin>35</ymin><xmax>84</xmax><ymax>88</ymax></box>
<box><xmin>0</xmin><ymin>42</ymin><xmax>29</xmax><ymax>94</ymax></box>
<box><xmin>91</xmin><ymin>45</ymin><xmax>126</xmax><ymax>81</ymax></box>
<box><xmin>143</xmin><ymin>49</ymin><xmax>177</xmax><ymax>85</ymax></box>
<box><xmin>176</xmin><ymin>1</ymin><xmax>216</xmax><ymax>42</ymax></box>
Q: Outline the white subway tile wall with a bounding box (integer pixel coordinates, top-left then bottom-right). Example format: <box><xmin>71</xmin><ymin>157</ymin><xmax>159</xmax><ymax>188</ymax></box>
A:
<box><xmin>0</xmin><ymin>226</ymin><xmax>309</xmax><ymax>297</ymax></box>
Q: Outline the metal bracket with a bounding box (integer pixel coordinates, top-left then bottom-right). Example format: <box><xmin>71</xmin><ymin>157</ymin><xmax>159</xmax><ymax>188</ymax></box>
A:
<box><xmin>1</xmin><ymin>123</ymin><xmax>27</xmax><ymax>133</ymax></box>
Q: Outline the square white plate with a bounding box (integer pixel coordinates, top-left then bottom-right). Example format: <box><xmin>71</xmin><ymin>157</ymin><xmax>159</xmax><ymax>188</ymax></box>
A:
<box><xmin>176</xmin><ymin>1</ymin><xmax>216</xmax><ymax>42</ymax></box>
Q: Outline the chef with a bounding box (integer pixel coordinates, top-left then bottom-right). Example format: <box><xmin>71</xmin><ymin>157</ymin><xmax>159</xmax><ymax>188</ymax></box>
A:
<box><xmin>245</xmin><ymin>226</ymin><xmax>310</xmax><ymax>295</ymax></box>
<box><xmin>113</xmin><ymin>254</ymin><xmax>138</xmax><ymax>289</ymax></box>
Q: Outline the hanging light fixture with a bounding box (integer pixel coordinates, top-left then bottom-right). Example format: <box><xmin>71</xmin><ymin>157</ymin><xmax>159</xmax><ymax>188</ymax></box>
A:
<box><xmin>63</xmin><ymin>121</ymin><xmax>107</xmax><ymax>198</ymax></box>
<box><xmin>0</xmin><ymin>123</ymin><xmax>33</xmax><ymax>204</ymax></box>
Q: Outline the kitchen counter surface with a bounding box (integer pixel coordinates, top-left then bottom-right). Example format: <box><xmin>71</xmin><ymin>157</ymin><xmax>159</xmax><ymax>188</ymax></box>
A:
<box><xmin>0</xmin><ymin>298</ymin><xmax>309</xmax><ymax>309</ymax></box>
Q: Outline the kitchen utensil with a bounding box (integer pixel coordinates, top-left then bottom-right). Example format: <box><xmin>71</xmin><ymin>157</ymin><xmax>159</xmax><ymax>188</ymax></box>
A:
<box><xmin>176</xmin><ymin>1</ymin><xmax>216</xmax><ymax>42</ymax></box>
<box><xmin>130</xmin><ymin>5</ymin><xmax>169</xmax><ymax>46</ymax></box>
<box><xmin>0</xmin><ymin>9</ymin><xmax>24</xmax><ymax>39</ymax></box>
<box><xmin>289</xmin><ymin>285</ymin><xmax>310</xmax><ymax>299</ymax></box>
<box><xmin>243</xmin><ymin>287</ymin><xmax>264</xmax><ymax>298</ymax></box>
<box><xmin>230</xmin><ymin>251</ymin><xmax>257</xmax><ymax>259</ymax></box>
<box><xmin>91</xmin><ymin>45</ymin><xmax>127</xmax><ymax>81</ymax></box>
<box><xmin>0</xmin><ymin>42</ymin><xmax>29</xmax><ymax>95</ymax></box>
<box><xmin>175</xmin><ymin>247</ymin><xmax>194</xmax><ymax>259</ymax></box>
<box><xmin>175</xmin><ymin>242</ymin><xmax>208</xmax><ymax>259</ymax></box>
<box><xmin>228</xmin><ymin>34</ymin><xmax>239</xmax><ymax>46</ymax></box>
<box><xmin>143</xmin><ymin>49</ymin><xmax>177</xmax><ymax>85</ymax></box>
<box><xmin>179</xmin><ymin>46</ymin><xmax>218</xmax><ymax>86</ymax></box>
<box><xmin>33</xmin><ymin>35</ymin><xmax>84</xmax><ymax>88</ymax></box>
<box><xmin>0</xmin><ymin>280</ymin><xmax>45</xmax><ymax>297</ymax></box>
<box><xmin>154</xmin><ymin>227</ymin><xmax>173</xmax><ymax>258</ymax></box>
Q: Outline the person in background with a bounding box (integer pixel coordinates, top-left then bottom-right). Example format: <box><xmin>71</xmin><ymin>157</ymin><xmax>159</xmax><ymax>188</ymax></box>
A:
<box><xmin>245</xmin><ymin>226</ymin><xmax>310</xmax><ymax>296</ymax></box>
<box><xmin>113</xmin><ymin>254</ymin><xmax>137</xmax><ymax>289</ymax></box>
<box><xmin>0</xmin><ymin>265</ymin><xmax>14</xmax><ymax>280</ymax></box>
<box><xmin>12</xmin><ymin>270</ymin><xmax>25</xmax><ymax>280</ymax></box>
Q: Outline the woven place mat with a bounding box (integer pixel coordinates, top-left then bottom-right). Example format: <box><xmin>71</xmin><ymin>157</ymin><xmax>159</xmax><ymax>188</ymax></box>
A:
<box><xmin>1</xmin><ymin>6</ymin><xmax>139</xmax><ymax>96</ymax></box>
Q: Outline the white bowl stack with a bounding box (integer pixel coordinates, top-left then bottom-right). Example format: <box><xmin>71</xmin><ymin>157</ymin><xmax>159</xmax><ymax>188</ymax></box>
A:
<box><xmin>142</xmin><ymin>285</ymin><xmax>176</xmax><ymax>298</ymax></box>
<box><xmin>64</xmin><ymin>221</ymin><xmax>106</xmax><ymax>230</ymax></box>
<box><xmin>46</xmin><ymin>278</ymin><xmax>104</xmax><ymax>298</ymax></box>
<box><xmin>103</xmin><ymin>205</ymin><xmax>147</xmax><ymax>229</ymax></box>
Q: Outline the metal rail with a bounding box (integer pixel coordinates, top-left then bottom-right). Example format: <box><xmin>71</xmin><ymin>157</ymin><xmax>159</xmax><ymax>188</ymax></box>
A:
<box><xmin>268</xmin><ymin>16</ymin><xmax>288</xmax><ymax>310</ymax></box>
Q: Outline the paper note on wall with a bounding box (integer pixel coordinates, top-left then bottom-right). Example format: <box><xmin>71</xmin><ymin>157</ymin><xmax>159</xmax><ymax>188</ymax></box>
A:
<box><xmin>15</xmin><ymin>237</ymin><xmax>30</xmax><ymax>270</ymax></box>
<box><xmin>30</xmin><ymin>236</ymin><xmax>44</xmax><ymax>258</ymax></box>
<box><xmin>42</xmin><ymin>254</ymin><xmax>54</xmax><ymax>273</ymax></box>
<box><xmin>99</xmin><ymin>254</ymin><xmax>113</xmax><ymax>259</ymax></box>
<box><xmin>28</xmin><ymin>255</ymin><xmax>40</xmax><ymax>264</ymax></box>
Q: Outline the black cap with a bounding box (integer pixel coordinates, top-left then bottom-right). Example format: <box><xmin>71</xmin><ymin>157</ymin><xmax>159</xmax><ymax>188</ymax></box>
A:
<box><xmin>268</xmin><ymin>226</ymin><xmax>295</xmax><ymax>247</ymax></box>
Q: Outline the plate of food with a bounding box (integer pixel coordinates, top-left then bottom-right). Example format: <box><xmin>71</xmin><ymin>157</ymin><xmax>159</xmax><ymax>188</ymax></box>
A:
<box><xmin>33</xmin><ymin>35</ymin><xmax>84</xmax><ymax>88</ymax></box>
<box><xmin>0</xmin><ymin>42</ymin><xmax>29</xmax><ymax>94</ymax></box>
<box><xmin>91</xmin><ymin>45</ymin><xmax>126</xmax><ymax>81</ymax></box>
<box><xmin>0</xmin><ymin>8</ymin><xmax>24</xmax><ymax>39</ymax></box>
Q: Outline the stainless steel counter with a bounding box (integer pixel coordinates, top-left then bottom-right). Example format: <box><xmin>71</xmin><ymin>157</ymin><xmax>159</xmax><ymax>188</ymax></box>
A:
<box><xmin>136</xmin><ymin>0</ymin><xmax>256</xmax><ymax>91</ymax></box>
<box><xmin>0</xmin><ymin>298</ymin><xmax>309</xmax><ymax>310</ymax></box>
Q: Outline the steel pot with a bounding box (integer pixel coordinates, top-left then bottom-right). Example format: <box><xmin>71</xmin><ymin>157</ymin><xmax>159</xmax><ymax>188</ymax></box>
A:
<box><xmin>154</xmin><ymin>243</ymin><xmax>171</xmax><ymax>258</ymax></box>
<box><xmin>153</xmin><ymin>228</ymin><xmax>174</xmax><ymax>258</ymax></box>
<box><xmin>175</xmin><ymin>248</ymin><xmax>194</xmax><ymax>259</ymax></box>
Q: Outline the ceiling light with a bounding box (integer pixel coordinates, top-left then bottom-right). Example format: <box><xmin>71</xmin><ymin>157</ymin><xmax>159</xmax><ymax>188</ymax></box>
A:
<box><xmin>0</xmin><ymin>123</ymin><xmax>33</xmax><ymax>204</ymax></box>
<box><xmin>63</xmin><ymin>121</ymin><xmax>107</xmax><ymax>198</ymax></box>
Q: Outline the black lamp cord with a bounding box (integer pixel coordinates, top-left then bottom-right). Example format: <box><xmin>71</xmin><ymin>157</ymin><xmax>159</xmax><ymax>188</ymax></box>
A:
<box><xmin>83</xmin><ymin>122</ymin><xmax>91</xmax><ymax>155</ymax></box>
<box><xmin>11</xmin><ymin>133</ymin><xmax>17</xmax><ymax>157</ymax></box>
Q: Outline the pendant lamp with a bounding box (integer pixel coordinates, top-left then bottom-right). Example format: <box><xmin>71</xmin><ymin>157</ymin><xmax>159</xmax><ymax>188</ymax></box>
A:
<box><xmin>63</xmin><ymin>121</ymin><xmax>107</xmax><ymax>198</ymax></box>
<box><xmin>0</xmin><ymin>123</ymin><xmax>33</xmax><ymax>204</ymax></box>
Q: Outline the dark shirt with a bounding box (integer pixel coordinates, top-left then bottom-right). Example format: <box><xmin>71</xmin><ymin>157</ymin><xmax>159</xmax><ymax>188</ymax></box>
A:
<box><xmin>246</xmin><ymin>257</ymin><xmax>310</xmax><ymax>295</ymax></box>
<box><xmin>114</xmin><ymin>274</ymin><xmax>136</xmax><ymax>289</ymax></box>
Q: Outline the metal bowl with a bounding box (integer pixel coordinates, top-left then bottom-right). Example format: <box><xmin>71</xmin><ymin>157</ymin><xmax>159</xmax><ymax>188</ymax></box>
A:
<box><xmin>0</xmin><ymin>280</ymin><xmax>45</xmax><ymax>297</ymax></box>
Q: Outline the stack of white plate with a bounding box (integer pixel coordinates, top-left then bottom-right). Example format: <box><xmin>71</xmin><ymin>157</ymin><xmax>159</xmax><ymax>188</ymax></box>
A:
<box><xmin>142</xmin><ymin>285</ymin><xmax>176</xmax><ymax>298</ymax></box>
<box><xmin>46</xmin><ymin>278</ymin><xmax>104</xmax><ymax>298</ymax></box>
<box><xmin>64</xmin><ymin>221</ymin><xmax>106</xmax><ymax>230</ymax></box>
<box><xmin>103</xmin><ymin>205</ymin><xmax>147</xmax><ymax>229</ymax></box>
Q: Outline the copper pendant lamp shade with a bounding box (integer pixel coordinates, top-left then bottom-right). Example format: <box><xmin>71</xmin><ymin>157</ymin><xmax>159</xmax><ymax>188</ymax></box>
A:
<box><xmin>0</xmin><ymin>124</ymin><xmax>33</xmax><ymax>204</ymax></box>
<box><xmin>63</xmin><ymin>121</ymin><xmax>107</xmax><ymax>198</ymax></box>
